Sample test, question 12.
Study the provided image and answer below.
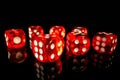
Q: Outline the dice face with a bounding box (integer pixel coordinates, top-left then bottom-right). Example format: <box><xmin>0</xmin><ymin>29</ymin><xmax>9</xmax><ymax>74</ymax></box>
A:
<box><xmin>66</xmin><ymin>27</ymin><xmax>90</xmax><ymax>56</ymax></box>
<box><xmin>4</xmin><ymin>29</ymin><xmax>26</xmax><ymax>49</ymax></box>
<box><xmin>28</xmin><ymin>26</ymin><xmax>44</xmax><ymax>39</ymax></box>
<box><xmin>49</xmin><ymin>26</ymin><xmax>65</xmax><ymax>38</ymax></box>
<box><xmin>32</xmin><ymin>34</ymin><xmax>64</xmax><ymax>62</ymax></box>
<box><xmin>92</xmin><ymin>32</ymin><xmax>117</xmax><ymax>54</ymax></box>
<box><xmin>28</xmin><ymin>26</ymin><xmax>44</xmax><ymax>49</ymax></box>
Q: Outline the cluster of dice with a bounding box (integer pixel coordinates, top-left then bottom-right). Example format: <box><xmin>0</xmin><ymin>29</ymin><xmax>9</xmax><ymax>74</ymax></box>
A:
<box><xmin>28</xmin><ymin>26</ymin><xmax>65</xmax><ymax>62</ymax></box>
<box><xmin>4</xmin><ymin>26</ymin><xmax>117</xmax><ymax>68</ymax></box>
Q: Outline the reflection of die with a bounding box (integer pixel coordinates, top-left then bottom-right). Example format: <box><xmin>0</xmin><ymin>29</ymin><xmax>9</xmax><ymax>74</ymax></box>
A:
<box><xmin>92</xmin><ymin>32</ymin><xmax>117</xmax><ymax>54</ymax></box>
<box><xmin>8</xmin><ymin>48</ymin><xmax>27</xmax><ymax>63</ymax></box>
<box><xmin>66</xmin><ymin>27</ymin><xmax>90</xmax><ymax>56</ymax></box>
<box><xmin>34</xmin><ymin>59</ymin><xmax>62</xmax><ymax>80</ymax></box>
<box><xmin>4</xmin><ymin>29</ymin><xmax>27</xmax><ymax>63</ymax></box>
<box><xmin>91</xmin><ymin>52</ymin><xmax>114</xmax><ymax>70</ymax></box>
<box><xmin>66</xmin><ymin>55</ymin><xmax>88</xmax><ymax>72</ymax></box>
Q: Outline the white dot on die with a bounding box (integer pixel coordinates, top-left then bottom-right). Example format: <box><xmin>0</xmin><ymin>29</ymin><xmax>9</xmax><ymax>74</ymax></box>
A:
<box><xmin>33</xmin><ymin>30</ymin><xmax>37</xmax><ymax>33</ymax></box>
<box><xmin>96</xmin><ymin>41</ymin><xmax>100</xmax><ymax>45</ymax></box>
<box><xmin>102</xmin><ymin>37</ymin><xmax>106</xmax><ymax>42</ymax></box>
<box><xmin>110</xmin><ymin>36</ymin><xmax>113</xmax><ymax>39</ymax></box>
<box><xmin>82</xmin><ymin>48</ymin><xmax>86</xmax><ymax>52</ymax></box>
<box><xmin>13</xmin><ymin>36</ymin><xmax>21</xmax><ymax>44</ymax></box>
<box><xmin>6</xmin><ymin>37</ymin><xmax>8</xmax><ymax>41</ymax></box>
<box><xmin>112</xmin><ymin>40</ymin><xmax>114</xmax><ymax>44</ymax></box>
<box><xmin>35</xmin><ymin>53</ymin><xmax>38</xmax><ymax>58</ymax></box>
<box><xmin>34</xmin><ymin>40</ymin><xmax>38</xmax><ymax>46</ymax></box>
<box><xmin>96</xmin><ymin>36</ymin><xmax>101</xmax><ymax>40</ymax></box>
<box><xmin>115</xmin><ymin>38</ymin><xmax>117</xmax><ymax>43</ymax></box>
<box><xmin>58</xmin><ymin>41</ymin><xmax>62</xmax><ymax>47</ymax></box>
<box><xmin>74</xmin><ymin>40</ymin><xmax>79</xmax><ymax>44</ymax></box>
<box><xmin>39</xmin><ymin>41</ymin><xmax>43</xmax><ymax>48</ymax></box>
<box><xmin>111</xmin><ymin>47</ymin><xmax>113</xmax><ymax>52</ymax></box>
<box><xmin>83</xmin><ymin>39</ymin><xmax>87</xmax><ymax>44</ymax></box>
<box><xmin>74</xmin><ymin>48</ymin><xmax>79</xmax><ymax>52</ymax></box>
<box><xmin>61</xmin><ymin>31</ymin><xmax>65</xmax><ymax>37</ymax></box>
<box><xmin>57</xmin><ymin>51</ymin><xmax>61</xmax><ymax>56</ymax></box>
<box><xmin>113</xmin><ymin>46</ymin><xmax>116</xmax><ymax>50</ymax></box>
<box><xmin>50</xmin><ymin>43</ymin><xmax>55</xmax><ymax>49</ymax></box>
<box><xmin>50</xmin><ymin>54</ymin><xmax>55</xmax><ymax>59</ymax></box>
<box><xmin>39</xmin><ymin>55</ymin><xmax>43</xmax><ymax>61</ymax></box>
<box><xmin>95</xmin><ymin>46</ymin><xmax>99</xmax><ymax>50</ymax></box>
<box><xmin>34</xmin><ymin>47</ymin><xmax>38</xmax><ymax>52</ymax></box>
<box><xmin>29</xmin><ymin>28</ymin><xmax>31</xmax><ymax>32</ymax></box>
<box><xmin>36</xmin><ymin>32</ymin><xmax>40</xmax><ymax>35</ymax></box>
<box><xmin>50</xmin><ymin>29</ymin><xmax>53</xmax><ymax>33</ymax></box>
<box><xmin>39</xmin><ymin>48</ymin><xmax>43</xmax><ymax>54</ymax></box>
<box><xmin>101</xmin><ymin>42</ymin><xmax>106</xmax><ymax>47</ymax></box>
<box><xmin>100</xmin><ymin>47</ymin><xmax>105</xmax><ymax>52</ymax></box>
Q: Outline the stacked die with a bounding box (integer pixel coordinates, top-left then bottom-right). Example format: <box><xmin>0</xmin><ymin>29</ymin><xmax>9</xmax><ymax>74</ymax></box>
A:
<box><xmin>66</xmin><ymin>27</ymin><xmax>90</xmax><ymax>56</ymax></box>
<box><xmin>29</xmin><ymin>25</ymin><xmax>65</xmax><ymax>62</ymax></box>
<box><xmin>91</xmin><ymin>32</ymin><xmax>117</xmax><ymax>70</ymax></box>
<box><xmin>34</xmin><ymin>59</ymin><xmax>62</xmax><ymax>80</ymax></box>
<box><xmin>66</xmin><ymin>26</ymin><xmax>90</xmax><ymax>72</ymax></box>
<box><xmin>28</xmin><ymin>26</ymin><xmax>65</xmax><ymax>79</ymax></box>
<box><xmin>28</xmin><ymin>26</ymin><xmax>44</xmax><ymax>49</ymax></box>
<box><xmin>4</xmin><ymin>29</ymin><xmax>27</xmax><ymax>63</ymax></box>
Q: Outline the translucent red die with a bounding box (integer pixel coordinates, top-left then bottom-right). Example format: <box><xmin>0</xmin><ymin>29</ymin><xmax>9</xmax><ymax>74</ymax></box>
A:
<box><xmin>4</xmin><ymin>29</ymin><xmax>26</xmax><ymax>49</ymax></box>
<box><xmin>28</xmin><ymin>26</ymin><xmax>44</xmax><ymax>49</ymax></box>
<box><xmin>66</xmin><ymin>27</ymin><xmax>90</xmax><ymax>56</ymax></box>
<box><xmin>49</xmin><ymin>26</ymin><xmax>65</xmax><ymax>38</ymax></box>
<box><xmin>32</xmin><ymin>34</ymin><xmax>64</xmax><ymax>62</ymax></box>
<box><xmin>4</xmin><ymin>29</ymin><xmax>27</xmax><ymax>63</ymax></box>
<box><xmin>92</xmin><ymin>32</ymin><xmax>117</xmax><ymax>54</ymax></box>
<box><xmin>31</xmin><ymin>26</ymin><xmax>65</xmax><ymax>62</ymax></box>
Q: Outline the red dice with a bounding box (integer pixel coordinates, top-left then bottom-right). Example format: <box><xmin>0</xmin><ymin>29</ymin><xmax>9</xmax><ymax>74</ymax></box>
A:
<box><xmin>28</xmin><ymin>26</ymin><xmax>44</xmax><ymax>49</ymax></box>
<box><xmin>92</xmin><ymin>32</ymin><xmax>117</xmax><ymax>54</ymax></box>
<box><xmin>66</xmin><ymin>27</ymin><xmax>90</xmax><ymax>56</ymax></box>
<box><xmin>5</xmin><ymin>29</ymin><xmax>26</xmax><ymax>49</ymax></box>
<box><xmin>4</xmin><ymin>29</ymin><xmax>27</xmax><ymax>63</ymax></box>
<box><xmin>30</xmin><ymin>26</ymin><xmax>65</xmax><ymax>62</ymax></box>
<box><xmin>49</xmin><ymin>25</ymin><xmax>65</xmax><ymax>38</ymax></box>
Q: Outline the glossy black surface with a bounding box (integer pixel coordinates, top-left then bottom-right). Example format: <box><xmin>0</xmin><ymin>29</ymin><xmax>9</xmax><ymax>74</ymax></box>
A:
<box><xmin>0</xmin><ymin>14</ymin><xmax>120</xmax><ymax>80</ymax></box>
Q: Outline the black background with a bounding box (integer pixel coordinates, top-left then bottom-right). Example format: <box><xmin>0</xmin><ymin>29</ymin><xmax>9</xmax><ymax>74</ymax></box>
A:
<box><xmin>0</xmin><ymin>4</ymin><xmax>120</xmax><ymax>80</ymax></box>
